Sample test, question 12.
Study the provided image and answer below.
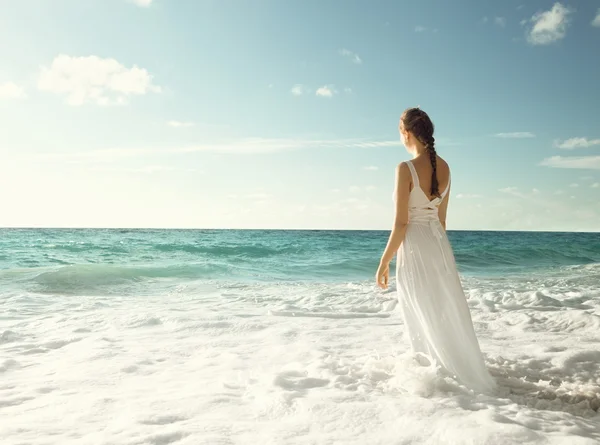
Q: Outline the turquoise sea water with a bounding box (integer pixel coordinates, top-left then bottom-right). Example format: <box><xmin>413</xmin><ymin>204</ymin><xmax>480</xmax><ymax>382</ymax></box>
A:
<box><xmin>1</xmin><ymin>229</ymin><xmax>599</xmax><ymax>295</ymax></box>
<box><xmin>0</xmin><ymin>229</ymin><xmax>600</xmax><ymax>290</ymax></box>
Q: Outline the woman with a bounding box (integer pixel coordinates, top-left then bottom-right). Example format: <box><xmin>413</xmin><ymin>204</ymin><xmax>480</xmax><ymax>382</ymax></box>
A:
<box><xmin>376</xmin><ymin>107</ymin><xmax>496</xmax><ymax>394</ymax></box>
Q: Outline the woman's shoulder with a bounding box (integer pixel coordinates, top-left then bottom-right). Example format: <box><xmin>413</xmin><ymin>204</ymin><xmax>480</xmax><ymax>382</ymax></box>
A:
<box><xmin>436</xmin><ymin>156</ymin><xmax>450</xmax><ymax>173</ymax></box>
<box><xmin>436</xmin><ymin>155</ymin><xmax>449</xmax><ymax>170</ymax></box>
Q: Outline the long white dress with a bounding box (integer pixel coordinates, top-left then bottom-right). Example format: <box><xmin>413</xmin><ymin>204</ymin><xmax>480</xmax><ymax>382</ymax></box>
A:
<box><xmin>395</xmin><ymin>160</ymin><xmax>496</xmax><ymax>394</ymax></box>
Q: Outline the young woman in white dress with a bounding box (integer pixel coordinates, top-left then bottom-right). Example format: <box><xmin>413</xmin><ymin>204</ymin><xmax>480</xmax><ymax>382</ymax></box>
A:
<box><xmin>376</xmin><ymin>108</ymin><xmax>496</xmax><ymax>394</ymax></box>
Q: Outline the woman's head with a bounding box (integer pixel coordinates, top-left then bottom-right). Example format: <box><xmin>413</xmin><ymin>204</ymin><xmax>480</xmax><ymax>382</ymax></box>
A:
<box><xmin>399</xmin><ymin>107</ymin><xmax>435</xmax><ymax>153</ymax></box>
<box><xmin>399</xmin><ymin>107</ymin><xmax>440</xmax><ymax>197</ymax></box>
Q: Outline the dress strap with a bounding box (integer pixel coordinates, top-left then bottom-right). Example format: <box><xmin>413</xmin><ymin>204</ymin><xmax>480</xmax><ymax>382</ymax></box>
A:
<box><xmin>441</xmin><ymin>171</ymin><xmax>451</xmax><ymax>199</ymax></box>
<box><xmin>405</xmin><ymin>161</ymin><xmax>420</xmax><ymax>188</ymax></box>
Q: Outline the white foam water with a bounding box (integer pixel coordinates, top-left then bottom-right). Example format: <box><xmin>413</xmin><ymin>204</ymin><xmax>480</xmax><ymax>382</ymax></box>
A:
<box><xmin>1</xmin><ymin>269</ymin><xmax>600</xmax><ymax>444</ymax></box>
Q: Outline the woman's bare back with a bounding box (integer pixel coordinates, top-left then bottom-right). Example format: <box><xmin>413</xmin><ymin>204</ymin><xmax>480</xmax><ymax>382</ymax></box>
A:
<box><xmin>409</xmin><ymin>155</ymin><xmax>450</xmax><ymax>200</ymax></box>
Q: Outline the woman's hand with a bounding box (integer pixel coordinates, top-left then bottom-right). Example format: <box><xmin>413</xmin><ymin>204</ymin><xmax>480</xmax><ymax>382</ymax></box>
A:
<box><xmin>376</xmin><ymin>261</ymin><xmax>390</xmax><ymax>289</ymax></box>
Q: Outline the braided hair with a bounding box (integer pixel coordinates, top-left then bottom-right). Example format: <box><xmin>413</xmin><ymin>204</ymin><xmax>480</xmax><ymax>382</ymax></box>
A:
<box><xmin>401</xmin><ymin>108</ymin><xmax>439</xmax><ymax>197</ymax></box>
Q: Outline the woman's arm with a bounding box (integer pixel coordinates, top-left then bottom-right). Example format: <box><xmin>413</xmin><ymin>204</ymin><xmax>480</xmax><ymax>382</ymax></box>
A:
<box><xmin>380</xmin><ymin>162</ymin><xmax>410</xmax><ymax>263</ymax></box>
<box><xmin>438</xmin><ymin>183</ymin><xmax>451</xmax><ymax>230</ymax></box>
<box><xmin>376</xmin><ymin>163</ymin><xmax>410</xmax><ymax>288</ymax></box>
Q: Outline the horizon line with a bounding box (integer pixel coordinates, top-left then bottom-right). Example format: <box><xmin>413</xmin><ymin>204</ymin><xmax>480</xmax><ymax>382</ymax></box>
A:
<box><xmin>0</xmin><ymin>226</ymin><xmax>598</xmax><ymax>234</ymax></box>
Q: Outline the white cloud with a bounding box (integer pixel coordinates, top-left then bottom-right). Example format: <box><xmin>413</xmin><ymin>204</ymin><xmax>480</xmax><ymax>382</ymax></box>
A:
<box><xmin>593</xmin><ymin>9</ymin><xmax>600</xmax><ymax>27</ymax></box>
<box><xmin>494</xmin><ymin>132</ymin><xmax>535</xmax><ymax>138</ymax></box>
<box><xmin>569</xmin><ymin>183</ymin><xmax>579</xmax><ymax>188</ymax></box>
<box><xmin>291</xmin><ymin>84</ymin><xmax>308</xmax><ymax>96</ymax></box>
<box><xmin>592</xmin><ymin>183</ymin><xmax>600</xmax><ymax>188</ymax></box>
<box><xmin>38</xmin><ymin>55</ymin><xmax>160</xmax><ymax>106</ymax></box>
<box><xmin>527</xmin><ymin>3</ymin><xmax>572</xmax><ymax>45</ymax></box>
<box><xmin>554</xmin><ymin>190</ymin><xmax>565</xmax><ymax>195</ymax></box>
<box><xmin>532</xmin><ymin>188</ymin><xmax>540</xmax><ymax>194</ymax></box>
<box><xmin>499</xmin><ymin>187</ymin><xmax>519</xmax><ymax>194</ymax></box>
<box><xmin>540</xmin><ymin>156</ymin><xmax>600</xmax><ymax>170</ymax></box>
<box><xmin>349</xmin><ymin>186</ymin><xmax>361</xmax><ymax>193</ymax></box>
<box><xmin>316</xmin><ymin>85</ymin><xmax>336</xmax><ymax>98</ymax></box>
<box><xmin>167</xmin><ymin>121</ymin><xmax>195</xmax><ymax>128</ymax></box>
<box><xmin>0</xmin><ymin>81</ymin><xmax>26</xmax><ymax>99</ymax></box>
<box><xmin>366</xmin><ymin>185</ymin><xmax>377</xmax><ymax>191</ymax></box>
<box><xmin>339</xmin><ymin>49</ymin><xmax>362</xmax><ymax>64</ymax></box>
<box><xmin>330</xmin><ymin>188</ymin><xmax>341</xmax><ymax>193</ymax></box>
<box><xmin>554</xmin><ymin>137</ymin><xmax>600</xmax><ymax>149</ymax></box>
<box><xmin>456</xmin><ymin>194</ymin><xmax>482</xmax><ymax>199</ymax></box>
<box><xmin>130</xmin><ymin>0</ymin><xmax>152</xmax><ymax>6</ymax></box>
<box><xmin>494</xmin><ymin>17</ymin><xmax>506</xmax><ymax>27</ymax></box>
<box><xmin>344</xmin><ymin>87</ymin><xmax>353</xmax><ymax>94</ymax></box>
<box><xmin>364</xmin><ymin>166</ymin><xmax>378</xmax><ymax>171</ymax></box>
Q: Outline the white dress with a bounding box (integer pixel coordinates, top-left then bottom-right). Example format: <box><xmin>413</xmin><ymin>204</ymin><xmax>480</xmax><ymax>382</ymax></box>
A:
<box><xmin>395</xmin><ymin>160</ymin><xmax>496</xmax><ymax>394</ymax></box>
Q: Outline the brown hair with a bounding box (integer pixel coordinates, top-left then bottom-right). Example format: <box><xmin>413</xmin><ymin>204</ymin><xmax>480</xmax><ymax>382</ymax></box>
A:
<box><xmin>401</xmin><ymin>107</ymin><xmax>439</xmax><ymax>197</ymax></box>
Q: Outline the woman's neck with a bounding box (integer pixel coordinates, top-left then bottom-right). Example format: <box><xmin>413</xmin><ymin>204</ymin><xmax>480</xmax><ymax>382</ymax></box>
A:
<box><xmin>411</xmin><ymin>144</ymin><xmax>428</xmax><ymax>159</ymax></box>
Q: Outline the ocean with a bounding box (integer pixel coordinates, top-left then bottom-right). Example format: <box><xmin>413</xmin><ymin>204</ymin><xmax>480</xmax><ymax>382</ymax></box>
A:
<box><xmin>1</xmin><ymin>228</ymin><xmax>599</xmax><ymax>444</ymax></box>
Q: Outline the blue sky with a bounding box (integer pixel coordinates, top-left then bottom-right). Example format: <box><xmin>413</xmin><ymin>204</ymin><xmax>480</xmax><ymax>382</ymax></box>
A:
<box><xmin>0</xmin><ymin>0</ymin><xmax>599</xmax><ymax>231</ymax></box>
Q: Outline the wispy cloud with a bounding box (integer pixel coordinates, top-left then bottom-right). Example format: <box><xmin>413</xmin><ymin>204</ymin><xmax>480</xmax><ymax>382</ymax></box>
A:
<box><xmin>499</xmin><ymin>187</ymin><xmax>543</xmax><ymax>199</ymax></box>
<box><xmin>351</xmin><ymin>140</ymin><xmax>400</xmax><ymax>148</ymax></box>
<box><xmin>456</xmin><ymin>194</ymin><xmax>482</xmax><ymax>199</ymax></box>
<box><xmin>0</xmin><ymin>81</ymin><xmax>26</xmax><ymax>99</ymax></box>
<box><xmin>291</xmin><ymin>84</ymin><xmax>309</xmax><ymax>96</ymax></box>
<box><xmin>569</xmin><ymin>183</ymin><xmax>579</xmax><ymax>188</ymax></box>
<box><xmin>494</xmin><ymin>132</ymin><xmax>535</xmax><ymax>138</ymax></box>
<box><xmin>554</xmin><ymin>137</ymin><xmax>600</xmax><ymax>149</ymax></box>
<box><xmin>540</xmin><ymin>156</ymin><xmax>600</xmax><ymax>170</ymax></box>
<box><xmin>593</xmin><ymin>9</ymin><xmax>600</xmax><ymax>27</ymax></box>
<box><xmin>339</xmin><ymin>49</ymin><xmax>362</xmax><ymax>64</ymax></box>
<box><xmin>364</xmin><ymin>166</ymin><xmax>379</xmax><ymax>171</ymax></box>
<box><xmin>167</xmin><ymin>121</ymin><xmax>195</xmax><ymax>128</ymax></box>
<box><xmin>592</xmin><ymin>183</ymin><xmax>600</xmax><ymax>188</ymax></box>
<box><xmin>130</xmin><ymin>0</ymin><xmax>152</xmax><ymax>6</ymax></box>
<box><xmin>414</xmin><ymin>26</ymin><xmax>437</xmax><ymax>33</ymax></box>
<box><xmin>527</xmin><ymin>2</ymin><xmax>572</xmax><ymax>45</ymax></box>
<box><xmin>344</xmin><ymin>87</ymin><xmax>353</xmax><ymax>94</ymax></box>
<box><xmin>499</xmin><ymin>187</ymin><xmax>520</xmax><ymax>195</ymax></box>
<box><xmin>316</xmin><ymin>85</ymin><xmax>336</xmax><ymax>98</ymax></box>
<box><xmin>494</xmin><ymin>17</ymin><xmax>506</xmax><ymax>27</ymax></box>
<box><xmin>26</xmin><ymin>137</ymin><xmax>406</xmax><ymax>162</ymax></box>
<box><xmin>91</xmin><ymin>165</ymin><xmax>197</xmax><ymax>174</ymax></box>
<box><xmin>482</xmin><ymin>16</ymin><xmax>506</xmax><ymax>27</ymax></box>
<box><xmin>38</xmin><ymin>54</ymin><xmax>161</xmax><ymax>106</ymax></box>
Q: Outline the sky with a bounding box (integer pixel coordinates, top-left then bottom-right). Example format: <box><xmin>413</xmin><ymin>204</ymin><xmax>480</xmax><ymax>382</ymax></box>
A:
<box><xmin>0</xmin><ymin>0</ymin><xmax>599</xmax><ymax>231</ymax></box>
